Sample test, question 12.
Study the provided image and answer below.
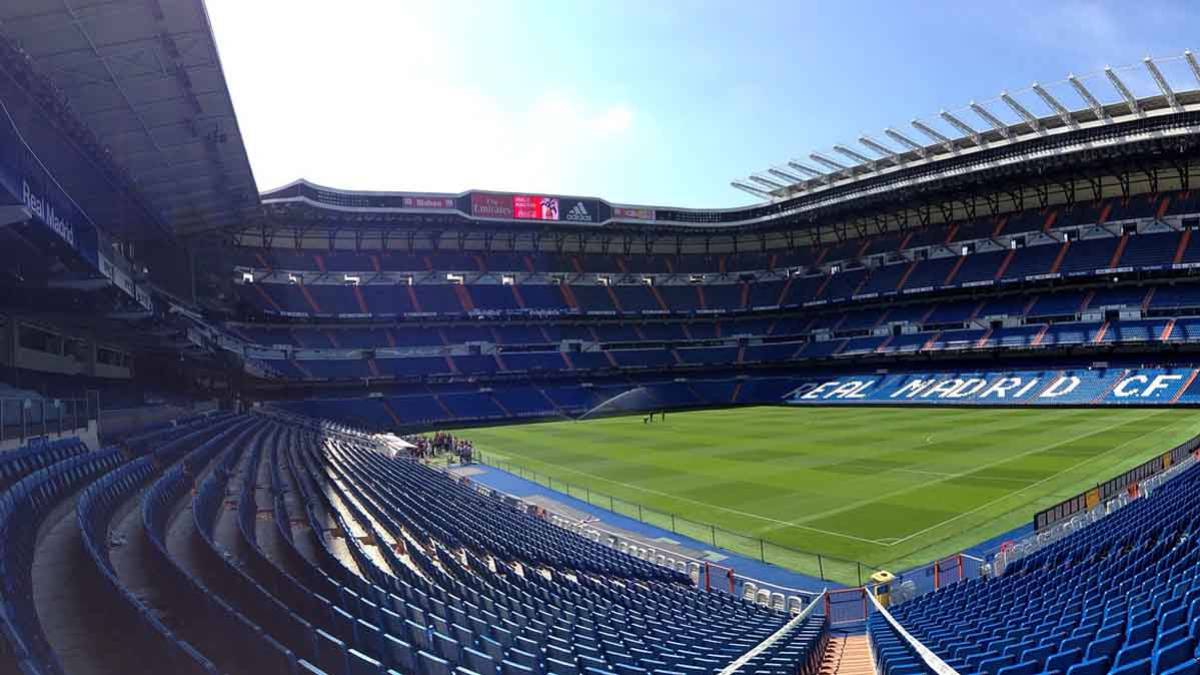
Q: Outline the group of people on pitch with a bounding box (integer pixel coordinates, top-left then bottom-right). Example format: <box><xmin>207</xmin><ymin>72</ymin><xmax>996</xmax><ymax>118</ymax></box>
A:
<box><xmin>642</xmin><ymin>411</ymin><xmax>667</xmax><ymax>424</ymax></box>
<box><xmin>402</xmin><ymin>431</ymin><xmax>474</xmax><ymax>463</ymax></box>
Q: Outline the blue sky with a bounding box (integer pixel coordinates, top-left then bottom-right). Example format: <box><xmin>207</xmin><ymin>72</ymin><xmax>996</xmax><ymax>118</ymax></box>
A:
<box><xmin>205</xmin><ymin>0</ymin><xmax>1198</xmax><ymax>208</ymax></box>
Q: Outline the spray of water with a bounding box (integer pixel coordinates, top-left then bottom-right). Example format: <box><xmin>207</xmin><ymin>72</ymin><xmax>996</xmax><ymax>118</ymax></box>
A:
<box><xmin>577</xmin><ymin>386</ymin><xmax>660</xmax><ymax>420</ymax></box>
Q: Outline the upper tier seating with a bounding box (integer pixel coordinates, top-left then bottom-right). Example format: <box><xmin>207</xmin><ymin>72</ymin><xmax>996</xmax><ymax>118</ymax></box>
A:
<box><xmin>234</xmin><ymin>190</ymin><xmax>1200</xmax><ymax>321</ymax></box>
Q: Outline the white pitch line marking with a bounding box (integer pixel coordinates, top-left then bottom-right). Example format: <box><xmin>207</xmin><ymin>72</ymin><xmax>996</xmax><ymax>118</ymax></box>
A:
<box><xmin>886</xmin><ymin>409</ymin><xmax>1185</xmax><ymax>547</ymax></box>
<box><xmin>766</xmin><ymin>411</ymin><xmax>1154</xmax><ymax>540</ymax></box>
<box><xmin>489</xmin><ymin>452</ymin><xmax>889</xmax><ymax>545</ymax></box>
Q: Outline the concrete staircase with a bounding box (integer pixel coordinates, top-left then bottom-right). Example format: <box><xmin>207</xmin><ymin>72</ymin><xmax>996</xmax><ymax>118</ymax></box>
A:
<box><xmin>819</xmin><ymin>635</ymin><xmax>876</xmax><ymax>675</ymax></box>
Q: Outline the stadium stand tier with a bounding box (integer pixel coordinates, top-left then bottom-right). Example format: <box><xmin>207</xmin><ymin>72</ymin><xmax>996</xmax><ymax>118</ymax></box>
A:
<box><xmin>0</xmin><ymin>410</ymin><xmax>833</xmax><ymax>675</ymax></box>
<box><xmin>877</xmin><ymin>456</ymin><xmax>1200</xmax><ymax>675</ymax></box>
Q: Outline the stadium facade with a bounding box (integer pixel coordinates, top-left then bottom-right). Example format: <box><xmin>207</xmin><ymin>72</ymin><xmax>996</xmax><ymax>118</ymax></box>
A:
<box><xmin>211</xmin><ymin>56</ymin><xmax>1200</xmax><ymax>431</ymax></box>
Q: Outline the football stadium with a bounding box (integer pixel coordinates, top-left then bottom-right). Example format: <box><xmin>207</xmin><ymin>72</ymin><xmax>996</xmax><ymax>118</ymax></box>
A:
<box><xmin>4</xmin><ymin>1</ymin><xmax>1200</xmax><ymax>674</ymax></box>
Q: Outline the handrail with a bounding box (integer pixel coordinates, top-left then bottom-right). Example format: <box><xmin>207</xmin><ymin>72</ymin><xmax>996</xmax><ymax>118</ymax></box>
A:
<box><xmin>717</xmin><ymin>590</ymin><xmax>827</xmax><ymax>675</ymax></box>
<box><xmin>868</xmin><ymin>591</ymin><xmax>959</xmax><ymax>675</ymax></box>
<box><xmin>570</xmin><ymin>514</ymin><xmax>822</xmax><ymax>600</ymax></box>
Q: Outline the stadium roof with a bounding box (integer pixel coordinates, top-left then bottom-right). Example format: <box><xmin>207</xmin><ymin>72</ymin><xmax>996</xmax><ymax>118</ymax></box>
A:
<box><xmin>0</xmin><ymin>0</ymin><xmax>258</xmax><ymax>237</ymax></box>
<box><xmin>736</xmin><ymin>53</ymin><xmax>1200</xmax><ymax>203</ymax></box>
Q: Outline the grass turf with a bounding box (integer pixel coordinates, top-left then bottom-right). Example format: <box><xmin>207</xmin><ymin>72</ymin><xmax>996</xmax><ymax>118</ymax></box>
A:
<box><xmin>465</xmin><ymin>406</ymin><xmax>1200</xmax><ymax>585</ymax></box>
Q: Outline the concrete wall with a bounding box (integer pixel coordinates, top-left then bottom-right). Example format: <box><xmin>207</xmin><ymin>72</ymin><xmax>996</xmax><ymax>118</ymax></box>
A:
<box><xmin>98</xmin><ymin>401</ymin><xmax>218</xmax><ymax>443</ymax></box>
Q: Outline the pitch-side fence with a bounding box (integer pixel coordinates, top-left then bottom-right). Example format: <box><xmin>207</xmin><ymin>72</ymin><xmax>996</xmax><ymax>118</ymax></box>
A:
<box><xmin>477</xmin><ymin>451</ymin><xmax>869</xmax><ymax>586</ymax></box>
<box><xmin>1034</xmin><ymin>432</ymin><xmax>1200</xmax><ymax>532</ymax></box>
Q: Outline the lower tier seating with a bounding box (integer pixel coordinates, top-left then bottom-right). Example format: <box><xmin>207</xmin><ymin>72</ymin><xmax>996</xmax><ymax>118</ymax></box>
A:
<box><xmin>0</xmin><ymin>410</ymin><xmax>824</xmax><ymax>675</ymax></box>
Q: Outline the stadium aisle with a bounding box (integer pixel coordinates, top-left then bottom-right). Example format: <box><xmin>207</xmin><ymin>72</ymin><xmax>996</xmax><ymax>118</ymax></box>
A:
<box><xmin>32</xmin><ymin>484</ymin><xmax>145</xmax><ymax>675</ymax></box>
<box><xmin>819</xmin><ymin>634</ymin><xmax>875</xmax><ymax>675</ymax></box>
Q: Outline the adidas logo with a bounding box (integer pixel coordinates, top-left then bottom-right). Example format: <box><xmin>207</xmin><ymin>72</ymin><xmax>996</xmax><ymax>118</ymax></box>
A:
<box><xmin>565</xmin><ymin>201</ymin><xmax>591</xmax><ymax>222</ymax></box>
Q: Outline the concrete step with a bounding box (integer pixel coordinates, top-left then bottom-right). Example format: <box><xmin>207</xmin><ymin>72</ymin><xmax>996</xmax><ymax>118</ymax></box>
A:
<box><xmin>819</xmin><ymin>635</ymin><xmax>877</xmax><ymax>675</ymax></box>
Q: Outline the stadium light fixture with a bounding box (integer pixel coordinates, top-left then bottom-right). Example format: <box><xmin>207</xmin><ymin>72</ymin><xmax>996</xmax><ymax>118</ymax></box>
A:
<box><xmin>400</xmin><ymin>275</ymin><xmax>413</xmax><ymax>286</ymax></box>
<box><xmin>785</xmin><ymin>161</ymin><xmax>826</xmax><ymax>179</ymax></box>
<box><xmin>730</xmin><ymin>181</ymin><xmax>774</xmax><ymax>199</ymax></box>
<box><xmin>641</xmin><ymin>277</ymin><xmax>654</xmax><ymax>286</ymax></box>
<box><xmin>501</xmin><ymin>275</ymin><xmax>515</xmax><ymax>286</ymax></box>
<box><xmin>343</xmin><ymin>274</ymin><xmax>360</xmax><ymax>286</ymax></box>
<box><xmin>1000</xmin><ymin>91</ymin><xmax>1040</xmax><ymax>132</ymax></box>
<box><xmin>910</xmin><ymin>120</ymin><xmax>955</xmax><ymax>153</ymax></box>
<box><xmin>767</xmin><ymin>166</ymin><xmax>806</xmax><ymax>184</ymax></box>
<box><xmin>883</xmin><ymin>128</ymin><xmax>927</xmax><ymax>158</ymax></box>
<box><xmin>969</xmin><ymin>101</ymin><xmax>1012</xmax><ymax>139</ymax></box>
<box><xmin>597</xmin><ymin>276</ymin><xmax>610</xmax><ymax>286</ymax></box>
<box><xmin>288</xmin><ymin>274</ymin><xmax>301</xmax><ymax>285</ymax></box>
<box><xmin>1032</xmin><ymin>82</ymin><xmax>1075</xmax><ymax>126</ymax></box>
<box><xmin>446</xmin><ymin>273</ymin><xmax>464</xmax><ymax>285</ymax></box>
<box><xmin>939</xmin><ymin>110</ymin><xmax>982</xmax><ymax>145</ymax></box>
<box><xmin>241</xmin><ymin>272</ymin><xmax>254</xmax><ymax>283</ymax></box>
<box><xmin>782</xmin><ymin>160</ymin><xmax>830</xmax><ymax>183</ymax></box>
<box><xmin>1104</xmin><ymin>67</ymin><xmax>1140</xmax><ymax>116</ymax></box>
<box><xmin>1068</xmin><ymin>74</ymin><xmax>1109</xmax><ymax>122</ymax></box>
<box><xmin>1186</xmin><ymin>51</ymin><xmax>1200</xmax><ymax>88</ymax></box>
<box><xmin>858</xmin><ymin>135</ymin><xmax>901</xmax><ymax>163</ymax></box>
<box><xmin>833</xmin><ymin>144</ymin><xmax>875</xmax><ymax>170</ymax></box>
<box><xmin>1142</xmin><ymin>58</ymin><xmax>1177</xmax><ymax>109</ymax></box>
<box><xmin>689</xmin><ymin>274</ymin><xmax>705</xmax><ymax>284</ymax></box>
<box><xmin>749</xmin><ymin>174</ymin><xmax>788</xmax><ymax>190</ymax></box>
<box><xmin>809</xmin><ymin>152</ymin><xmax>848</xmax><ymax>172</ymax></box>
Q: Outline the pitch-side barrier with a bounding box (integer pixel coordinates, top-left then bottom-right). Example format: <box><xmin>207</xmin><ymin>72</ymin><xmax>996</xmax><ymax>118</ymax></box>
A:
<box><xmin>994</xmin><ymin>445</ymin><xmax>1200</xmax><ymax>575</ymax></box>
<box><xmin>446</xmin><ymin>465</ymin><xmax>824</xmax><ymax>611</ymax></box>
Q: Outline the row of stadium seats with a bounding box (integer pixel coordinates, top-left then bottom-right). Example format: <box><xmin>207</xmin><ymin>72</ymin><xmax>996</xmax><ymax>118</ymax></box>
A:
<box><xmin>275</xmin><ymin>378</ymin><xmax>793</xmax><ymax>430</ymax></box>
<box><xmin>0</xmin><ymin>409</ymin><xmax>826</xmax><ymax>675</ymax></box>
<box><xmin>228</xmin><ymin>281</ymin><xmax>1196</xmax><ymax>348</ymax></box>
<box><xmin>282</xmin><ymin>420</ymin><xmax>821</xmax><ymax>675</ymax></box>
<box><xmin>270</xmin><ymin>366</ymin><xmax>1200</xmax><ymax>433</ymax></box>
<box><xmin>234</xmin><ymin>233</ymin><xmax>1200</xmax><ymax>318</ymax></box>
<box><xmin>233</xmin><ymin>227</ymin><xmax>1200</xmax><ymax>320</ymax></box>
<box><xmin>235</xmin><ymin>191</ymin><xmax>1200</xmax><ymax>275</ymax></box>
<box><xmin>2</xmin><ymin>413</ymin><xmax>236</xmax><ymax>674</ymax></box>
<box><xmin>247</xmin><ymin>314</ymin><xmax>1200</xmax><ymax>383</ymax></box>
<box><xmin>882</xmin><ymin>456</ymin><xmax>1200</xmax><ymax>675</ymax></box>
<box><xmin>785</xmin><ymin>367</ymin><xmax>1200</xmax><ymax>407</ymax></box>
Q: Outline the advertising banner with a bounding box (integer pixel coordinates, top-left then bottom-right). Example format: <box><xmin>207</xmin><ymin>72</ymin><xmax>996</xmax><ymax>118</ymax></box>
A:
<box><xmin>401</xmin><ymin>195</ymin><xmax>456</xmax><ymax>209</ymax></box>
<box><xmin>470</xmin><ymin>193</ymin><xmax>513</xmax><ymax>219</ymax></box>
<box><xmin>612</xmin><ymin>206</ymin><xmax>657</xmax><ymax>221</ymax></box>
<box><xmin>513</xmin><ymin>195</ymin><xmax>559</xmax><ymax>220</ymax></box>
<box><xmin>559</xmin><ymin>198</ymin><xmax>599</xmax><ymax>223</ymax></box>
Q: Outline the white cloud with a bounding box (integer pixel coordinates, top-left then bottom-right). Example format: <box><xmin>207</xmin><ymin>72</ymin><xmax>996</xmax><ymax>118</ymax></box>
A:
<box><xmin>206</xmin><ymin>0</ymin><xmax>638</xmax><ymax>197</ymax></box>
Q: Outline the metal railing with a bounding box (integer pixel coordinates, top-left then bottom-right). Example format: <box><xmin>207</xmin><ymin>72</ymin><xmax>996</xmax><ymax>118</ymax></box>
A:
<box><xmin>1034</xmin><ymin>432</ymin><xmax>1200</xmax><ymax>532</ymax></box>
<box><xmin>476</xmin><ymin>451</ymin><xmax>869</xmax><ymax>585</ymax></box>
<box><xmin>717</xmin><ymin>590</ymin><xmax>828</xmax><ymax>675</ymax></box>
<box><xmin>0</xmin><ymin>393</ymin><xmax>97</xmax><ymax>444</ymax></box>
<box><xmin>884</xmin><ymin>552</ymin><xmax>986</xmax><ymax>605</ymax></box>
<box><xmin>995</xmin><ymin>447</ymin><xmax>1200</xmax><ymax>575</ymax></box>
<box><xmin>868</xmin><ymin>591</ymin><xmax>960</xmax><ymax>675</ymax></box>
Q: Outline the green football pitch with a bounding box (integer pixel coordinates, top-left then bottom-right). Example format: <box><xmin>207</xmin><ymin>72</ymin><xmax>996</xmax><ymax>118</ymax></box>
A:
<box><xmin>465</xmin><ymin>406</ymin><xmax>1200</xmax><ymax>585</ymax></box>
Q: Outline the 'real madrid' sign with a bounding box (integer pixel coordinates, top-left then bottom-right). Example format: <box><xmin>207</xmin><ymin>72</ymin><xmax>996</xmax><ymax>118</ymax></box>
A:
<box><xmin>23</xmin><ymin>180</ymin><xmax>75</xmax><ymax>248</ymax></box>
